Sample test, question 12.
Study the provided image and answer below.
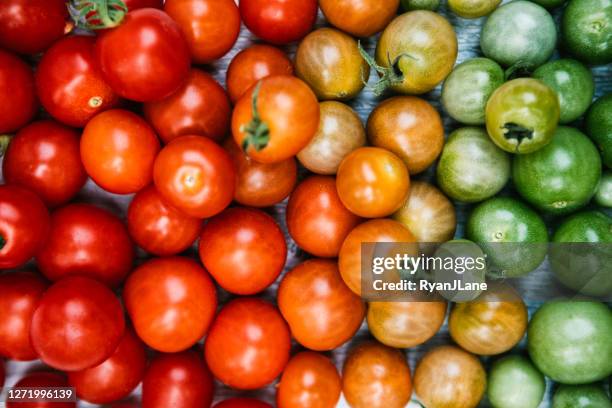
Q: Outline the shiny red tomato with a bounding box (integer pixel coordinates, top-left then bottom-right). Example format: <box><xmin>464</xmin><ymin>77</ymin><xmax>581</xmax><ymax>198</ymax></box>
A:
<box><xmin>0</xmin><ymin>50</ymin><xmax>38</xmax><ymax>133</ymax></box>
<box><xmin>3</xmin><ymin>120</ymin><xmax>87</xmax><ymax>207</ymax></box>
<box><xmin>0</xmin><ymin>271</ymin><xmax>47</xmax><ymax>360</ymax></box>
<box><xmin>142</xmin><ymin>350</ymin><xmax>214</xmax><ymax>408</ymax></box>
<box><xmin>127</xmin><ymin>185</ymin><xmax>202</xmax><ymax>256</ymax></box>
<box><xmin>198</xmin><ymin>207</ymin><xmax>286</xmax><ymax>295</ymax></box>
<box><xmin>124</xmin><ymin>257</ymin><xmax>217</xmax><ymax>352</ymax></box>
<box><xmin>125</xmin><ymin>0</ymin><xmax>163</xmax><ymax>9</ymax></box>
<box><xmin>153</xmin><ymin>135</ymin><xmax>236</xmax><ymax>218</ymax></box>
<box><xmin>239</xmin><ymin>0</ymin><xmax>317</xmax><ymax>44</ymax></box>
<box><xmin>7</xmin><ymin>372</ymin><xmax>75</xmax><ymax>408</ymax></box>
<box><xmin>204</xmin><ymin>298</ymin><xmax>291</xmax><ymax>390</ymax></box>
<box><xmin>144</xmin><ymin>69</ymin><xmax>230</xmax><ymax>144</ymax></box>
<box><xmin>30</xmin><ymin>276</ymin><xmax>125</xmax><ymax>371</ymax></box>
<box><xmin>0</xmin><ymin>185</ymin><xmax>50</xmax><ymax>269</ymax></box>
<box><xmin>95</xmin><ymin>8</ymin><xmax>190</xmax><ymax>102</ymax></box>
<box><xmin>35</xmin><ymin>203</ymin><xmax>134</xmax><ymax>287</ymax></box>
<box><xmin>68</xmin><ymin>328</ymin><xmax>146</xmax><ymax>404</ymax></box>
<box><xmin>214</xmin><ymin>398</ymin><xmax>273</xmax><ymax>408</ymax></box>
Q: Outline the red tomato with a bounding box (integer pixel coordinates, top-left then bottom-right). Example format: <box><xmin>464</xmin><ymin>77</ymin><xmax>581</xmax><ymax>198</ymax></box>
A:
<box><xmin>30</xmin><ymin>276</ymin><xmax>125</xmax><ymax>371</ymax></box>
<box><xmin>198</xmin><ymin>207</ymin><xmax>286</xmax><ymax>295</ymax></box>
<box><xmin>239</xmin><ymin>0</ymin><xmax>317</xmax><ymax>44</ymax></box>
<box><xmin>127</xmin><ymin>185</ymin><xmax>202</xmax><ymax>256</ymax></box>
<box><xmin>144</xmin><ymin>69</ymin><xmax>230</xmax><ymax>144</ymax></box>
<box><xmin>214</xmin><ymin>399</ymin><xmax>272</xmax><ymax>408</ymax></box>
<box><xmin>95</xmin><ymin>8</ymin><xmax>190</xmax><ymax>102</ymax></box>
<box><xmin>35</xmin><ymin>203</ymin><xmax>134</xmax><ymax>287</ymax></box>
<box><xmin>153</xmin><ymin>135</ymin><xmax>236</xmax><ymax>218</ymax></box>
<box><xmin>0</xmin><ymin>0</ymin><xmax>69</xmax><ymax>55</ymax></box>
<box><xmin>142</xmin><ymin>350</ymin><xmax>214</xmax><ymax>408</ymax></box>
<box><xmin>125</xmin><ymin>0</ymin><xmax>163</xmax><ymax>9</ymax></box>
<box><xmin>286</xmin><ymin>176</ymin><xmax>362</xmax><ymax>258</ymax></box>
<box><xmin>6</xmin><ymin>372</ymin><xmax>75</xmax><ymax>408</ymax></box>
<box><xmin>35</xmin><ymin>36</ymin><xmax>119</xmax><ymax>127</ymax></box>
<box><xmin>0</xmin><ymin>50</ymin><xmax>38</xmax><ymax>133</ymax></box>
<box><xmin>204</xmin><ymin>298</ymin><xmax>291</xmax><ymax>390</ymax></box>
<box><xmin>0</xmin><ymin>271</ymin><xmax>47</xmax><ymax>360</ymax></box>
<box><xmin>3</xmin><ymin>121</ymin><xmax>87</xmax><ymax>207</ymax></box>
<box><xmin>226</xmin><ymin>44</ymin><xmax>294</xmax><ymax>103</ymax></box>
<box><xmin>0</xmin><ymin>185</ymin><xmax>50</xmax><ymax>269</ymax></box>
<box><xmin>124</xmin><ymin>257</ymin><xmax>217</xmax><ymax>352</ymax></box>
<box><xmin>165</xmin><ymin>0</ymin><xmax>240</xmax><ymax>63</ymax></box>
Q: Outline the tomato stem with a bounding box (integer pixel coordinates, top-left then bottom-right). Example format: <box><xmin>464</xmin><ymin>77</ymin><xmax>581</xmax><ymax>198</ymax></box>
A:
<box><xmin>357</xmin><ymin>41</ymin><xmax>415</xmax><ymax>96</ymax></box>
<box><xmin>240</xmin><ymin>81</ymin><xmax>270</xmax><ymax>152</ymax></box>
<box><xmin>502</xmin><ymin>123</ymin><xmax>534</xmax><ymax>152</ymax></box>
<box><xmin>0</xmin><ymin>236</ymin><xmax>4</xmax><ymax>251</ymax></box>
<box><xmin>0</xmin><ymin>134</ymin><xmax>13</xmax><ymax>158</ymax></box>
<box><xmin>504</xmin><ymin>61</ymin><xmax>534</xmax><ymax>80</ymax></box>
<box><xmin>69</xmin><ymin>0</ymin><xmax>128</xmax><ymax>30</ymax></box>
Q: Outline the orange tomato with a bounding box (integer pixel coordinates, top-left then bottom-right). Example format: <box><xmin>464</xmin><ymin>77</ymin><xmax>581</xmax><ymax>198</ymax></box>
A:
<box><xmin>319</xmin><ymin>0</ymin><xmax>400</xmax><ymax>37</ymax></box>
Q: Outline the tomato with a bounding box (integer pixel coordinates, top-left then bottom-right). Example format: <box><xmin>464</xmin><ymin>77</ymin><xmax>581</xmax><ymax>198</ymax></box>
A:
<box><xmin>401</xmin><ymin>0</ymin><xmax>440</xmax><ymax>11</ymax></box>
<box><xmin>562</xmin><ymin>0</ymin><xmax>612</xmax><ymax>65</ymax></box>
<box><xmin>595</xmin><ymin>171</ymin><xmax>612</xmax><ymax>207</ymax></box>
<box><xmin>487</xmin><ymin>355</ymin><xmax>546</xmax><ymax>408</ymax></box>
<box><xmin>153</xmin><ymin>135</ymin><xmax>235</xmax><ymax>218</ymax></box>
<box><xmin>553</xmin><ymin>384</ymin><xmax>612</xmax><ymax>408</ymax></box>
<box><xmin>449</xmin><ymin>0</ymin><xmax>500</xmax><ymax>18</ymax></box>
<box><xmin>531</xmin><ymin>0</ymin><xmax>566</xmax><ymax>7</ymax></box>
<box><xmin>585</xmin><ymin>93</ymin><xmax>612</xmax><ymax>169</ymax></box>
<box><xmin>278</xmin><ymin>259</ymin><xmax>365</xmax><ymax>350</ymax></box>
<box><xmin>142</xmin><ymin>350</ymin><xmax>214</xmax><ymax>408</ymax></box>
<box><xmin>6</xmin><ymin>372</ymin><xmax>75</xmax><ymax>408</ymax></box>
<box><xmin>239</xmin><ymin>0</ymin><xmax>317</xmax><ymax>45</ymax></box>
<box><xmin>513</xmin><ymin>127</ymin><xmax>601</xmax><ymax>214</ymax></box>
<box><xmin>414</xmin><ymin>345</ymin><xmax>486</xmax><ymax>408</ymax></box>
<box><xmin>441</xmin><ymin>58</ymin><xmax>504</xmax><ymax>125</ymax></box>
<box><xmin>485</xmin><ymin>78</ymin><xmax>560</xmax><ymax>154</ymax></box>
<box><xmin>0</xmin><ymin>50</ymin><xmax>37</xmax><ymax>133</ymax></box>
<box><xmin>124</xmin><ymin>257</ymin><xmax>217</xmax><ymax>352</ymax></box>
<box><xmin>232</xmin><ymin>75</ymin><xmax>319</xmax><ymax>164</ymax></box>
<box><xmin>214</xmin><ymin>399</ymin><xmax>272</xmax><ymax>408</ymax></box>
<box><xmin>297</xmin><ymin>102</ymin><xmax>366</xmax><ymax>175</ymax></box>
<box><xmin>286</xmin><ymin>176</ymin><xmax>362</xmax><ymax>258</ymax></box>
<box><xmin>125</xmin><ymin>0</ymin><xmax>163</xmax><ymax>9</ymax></box>
<box><xmin>436</xmin><ymin>127</ymin><xmax>510</xmax><ymax>203</ymax></box>
<box><xmin>68</xmin><ymin>328</ymin><xmax>146</xmax><ymax>404</ymax></box>
<box><xmin>342</xmin><ymin>342</ymin><xmax>412</xmax><ymax>408</ymax></box>
<box><xmin>224</xmin><ymin>139</ymin><xmax>297</xmax><ymax>207</ymax></box>
<box><xmin>95</xmin><ymin>8</ymin><xmax>190</xmax><ymax>102</ymax></box>
<box><xmin>164</xmin><ymin>0</ymin><xmax>239</xmax><ymax>63</ymax></box>
<box><xmin>320</xmin><ymin>0</ymin><xmax>399</xmax><ymax>37</ymax></box>
<box><xmin>198</xmin><ymin>207</ymin><xmax>286</xmax><ymax>295</ymax></box>
<box><xmin>30</xmin><ymin>276</ymin><xmax>125</xmax><ymax>371</ymax></box>
<box><xmin>367</xmin><ymin>96</ymin><xmax>444</xmax><ymax>174</ymax></box>
<box><xmin>367</xmin><ymin>300</ymin><xmax>447</xmax><ymax>348</ymax></box>
<box><xmin>127</xmin><ymin>185</ymin><xmax>202</xmax><ymax>256</ymax></box>
<box><xmin>81</xmin><ymin>109</ymin><xmax>160</xmax><ymax>194</ymax></box>
<box><xmin>204</xmin><ymin>298</ymin><xmax>291</xmax><ymax>390</ymax></box>
<box><xmin>144</xmin><ymin>69</ymin><xmax>230</xmax><ymax>144</ymax></box>
<box><xmin>35</xmin><ymin>36</ymin><xmax>119</xmax><ymax>127</ymax></box>
<box><xmin>295</xmin><ymin>28</ymin><xmax>370</xmax><ymax>100</ymax></box>
<box><xmin>0</xmin><ymin>185</ymin><xmax>50</xmax><ymax>269</ymax></box>
<box><xmin>277</xmin><ymin>352</ymin><xmax>341</xmax><ymax>408</ymax></box>
<box><xmin>528</xmin><ymin>301</ymin><xmax>612</xmax><ymax>384</ymax></box>
<box><xmin>0</xmin><ymin>271</ymin><xmax>47</xmax><ymax>360</ymax></box>
<box><xmin>226</xmin><ymin>45</ymin><xmax>294</xmax><ymax>104</ymax></box>
<box><xmin>336</xmin><ymin>147</ymin><xmax>410</xmax><ymax>218</ymax></box>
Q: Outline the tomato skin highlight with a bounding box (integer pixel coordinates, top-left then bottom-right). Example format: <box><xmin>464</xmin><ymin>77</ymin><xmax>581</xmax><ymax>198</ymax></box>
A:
<box><xmin>0</xmin><ymin>49</ymin><xmax>38</xmax><ymax>133</ymax></box>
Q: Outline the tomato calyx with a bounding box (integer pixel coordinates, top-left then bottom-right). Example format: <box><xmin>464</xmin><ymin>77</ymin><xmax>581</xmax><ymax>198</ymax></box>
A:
<box><xmin>0</xmin><ymin>135</ymin><xmax>13</xmax><ymax>157</ymax></box>
<box><xmin>240</xmin><ymin>81</ymin><xmax>270</xmax><ymax>152</ymax></box>
<box><xmin>69</xmin><ymin>0</ymin><xmax>128</xmax><ymax>30</ymax></box>
<box><xmin>357</xmin><ymin>41</ymin><xmax>414</xmax><ymax>96</ymax></box>
<box><xmin>502</xmin><ymin>122</ymin><xmax>534</xmax><ymax>151</ymax></box>
<box><xmin>0</xmin><ymin>235</ymin><xmax>5</xmax><ymax>251</ymax></box>
<box><xmin>504</xmin><ymin>61</ymin><xmax>534</xmax><ymax>80</ymax></box>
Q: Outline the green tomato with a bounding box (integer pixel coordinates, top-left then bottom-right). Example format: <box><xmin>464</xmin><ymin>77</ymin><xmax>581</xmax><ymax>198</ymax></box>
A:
<box><xmin>487</xmin><ymin>355</ymin><xmax>546</xmax><ymax>408</ymax></box>
<box><xmin>485</xmin><ymin>78</ymin><xmax>560</xmax><ymax>154</ymax></box>
<box><xmin>533</xmin><ymin>59</ymin><xmax>595</xmax><ymax>124</ymax></box>
<box><xmin>529</xmin><ymin>0</ymin><xmax>567</xmax><ymax>8</ymax></box>
<box><xmin>562</xmin><ymin>0</ymin><xmax>612</xmax><ymax>65</ymax></box>
<box><xmin>595</xmin><ymin>171</ymin><xmax>612</xmax><ymax>207</ymax></box>
<box><xmin>585</xmin><ymin>94</ymin><xmax>612</xmax><ymax>169</ymax></box>
<box><xmin>481</xmin><ymin>1</ymin><xmax>557</xmax><ymax>68</ymax></box>
<box><xmin>512</xmin><ymin>126</ymin><xmax>601</xmax><ymax>214</ymax></box>
<box><xmin>448</xmin><ymin>0</ymin><xmax>501</xmax><ymax>19</ymax></box>
<box><xmin>436</xmin><ymin>127</ymin><xmax>510</xmax><ymax>203</ymax></box>
<box><xmin>528</xmin><ymin>301</ymin><xmax>612</xmax><ymax>384</ymax></box>
<box><xmin>401</xmin><ymin>0</ymin><xmax>440</xmax><ymax>11</ymax></box>
<box><xmin>441</xmin><ymin>58</ymin><xmax>504</xmax><ymax>125</ymax></box>
<box><xmin>553</xmin><ymin>384</ymin><xmax>612</xmax><ymax>408</ymax></box>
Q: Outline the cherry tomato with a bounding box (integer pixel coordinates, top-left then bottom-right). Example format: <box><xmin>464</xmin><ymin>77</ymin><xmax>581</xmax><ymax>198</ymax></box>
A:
<box><xmin>277</xmin><ymin>352</ymin><xmax>342</xmax><ymax>408</ymax></box>
<box><xmin>239</xmin><ymin>0</ymin><xmax>317</xmax><ymax>45</ymax></box>
<box><xmin>30</xmin><ymin>276</ymin><xmax>125</xmax><ymax>371</ymax></box>
<box><xmin>144</xmin><ymin>69</ymin><xmax>231</xmax><ymax>144</ymax></box>
<box><xmin>153</xmin><ymin>135</ymin><xmax>236</xmax><ymax>218</ymax></box>
<box><xmin>35</xmin><ymin>36</ymin><xmax>119</xmax><ymax>127</ymax></box>
<box><xmin>7</xmin><ymin>372</ymin><xmax>75</xmax><ymax>408</ymax></box>
<box><xmin>320</xmin><ymin>0</ymin><xmax>400</xmax><ymax>37</ymax></box>
<box><xmin>198</xmin><ymin>207</ymin><xmax>286</xmax><ymax>295</ymax></box>
<box><xmin>0</xmin><ymin>185</ymin><xmax>50</xmax><ymax>269</ymax></box>
<box><xmin>278</xmin><ymin>259</ymin><xmax>365</xmax><ymax>350</ymax></box>
<box><xmin>95</xmin><ymin>8</ymin><xmax>190</xmax><ymax>102</ymax></box>
<box><xmin>0</xmin><ymin>50</ymin><xmax>37</xmax><ymax>133</ymax></box>
<box><xmin>35</xmin><ymin>203</ymin><xmax>134</xmax><ymax>287</ymax></box>
<box><xmin>124</xmin><ymin>0</ymin><xmax>163</xmax><ymax>10</ymax></box>
<box><xmin>68</xmin><ymin>328</ymin><xmax>146</xmax><ymax>404</ymax></box>
<box><xmin>142</xmin><ymin>350</ymin><xmax>214</xmax><ymax>408</ymax></box>
<box><xmin>232</xmin><ymin>75</ymin><xmax>319</xmax><ymax>164</ymax></box>
<box><xmin>214</xmin><ymin>399</ymin><xmax>272</xmax><ymax>408</ymax></box>
<box><xmin>127</xmin><ymin>185</ymin><xmax>202</xmax><ymax>256</ymax></box>
<box><xmin>0</xmin><ymin>271</ymin><xmax>47</xmax><ymax>360</ymax></box>
<box><xmin>3</xmin><ymin>120</ymin><xmax>87</xmax><ymax>207</ymax></box>
<box><xmin>204</xmin><ymin>298</ymin><xmax>291</xmax><ymax>390</ymax></box>
<box><xmin>226</xmin><ymin>45</ymin><xmax>294</xmax><ymax>103</ymax></box>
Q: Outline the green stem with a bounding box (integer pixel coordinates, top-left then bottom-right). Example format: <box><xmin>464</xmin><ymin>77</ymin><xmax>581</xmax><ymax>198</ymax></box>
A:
<box><xmin>69</xmin><ymin>0</ymin><xmax>128</xmax><ymax>30</ymax></box>
<box><xmin>504</xmin><ymin>61</ymin><xmax>535</xmax><ymax>80</ymax></box>
<box><xmin>357</xmin><ymin>41</ymin><xmax>415</xmax><ymax>96</ymax></box>
<box><xmin>240</xmin><ymin>81</ymin><xmax>270</xmax><ymax>152</ymax></box>
<box><xmin>0</xmin><ymin>134</ymin><xmax>12</xmax><ymax>157</ymax></box>
<box><xmin>502</xmin><ymin>122</ymin><xmax>534</xmax><ymax>152</ymax></box>
<box><xmin>0</xmin><ymin>236</ymin><xmax>5</xmax><ymax>251</ymax></box>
